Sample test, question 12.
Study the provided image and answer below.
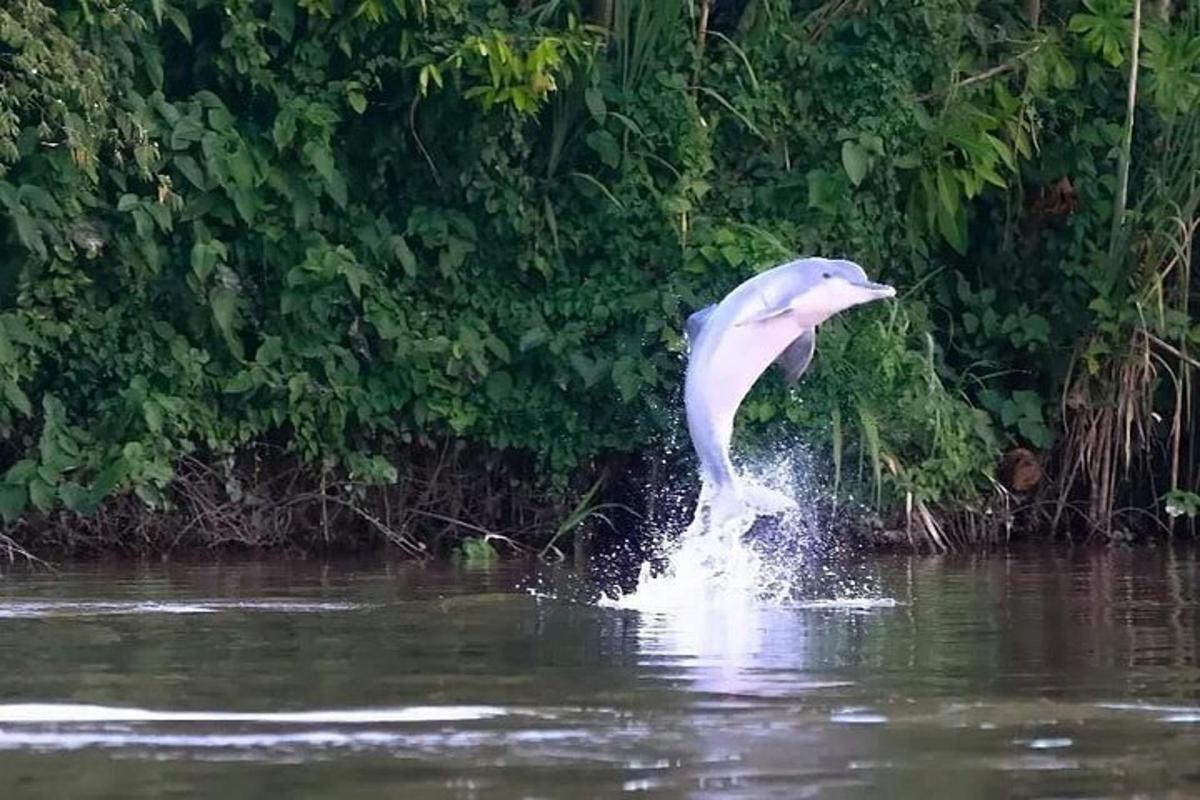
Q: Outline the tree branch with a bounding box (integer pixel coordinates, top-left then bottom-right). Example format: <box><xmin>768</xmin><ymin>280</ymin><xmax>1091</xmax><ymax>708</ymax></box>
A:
<box><xmin>916</xmin><ymin>43</ymin><xmax>1044</xmax><ymax>103</ymax></box>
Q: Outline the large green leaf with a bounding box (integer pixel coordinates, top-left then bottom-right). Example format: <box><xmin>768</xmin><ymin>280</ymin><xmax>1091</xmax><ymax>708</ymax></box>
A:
<box><xmin>841</xmin><ymin>141</ymin><xmax>870</xmax><ymax>187</ymax></box>
<box><xmin>0</xmin><ymin>483</ymin><xmax>27</xmax><ymax>523</ymax></box>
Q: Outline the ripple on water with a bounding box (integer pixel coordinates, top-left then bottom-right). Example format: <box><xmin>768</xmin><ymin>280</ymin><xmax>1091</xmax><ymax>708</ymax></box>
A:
<box><xmin>1021</xmin><ymin>737</ymin><xmax>1074</xmax><ymax>750</ymax></box>
<box><xmin>830</xmin><ymin>708</ymin><xmax>888</xmax><ymax>725</ymax></box>
<box><xmin>0</xmin><ymin>730</ymin><xmax>419</xmax><ymax>753</ymax></box>
<box><xmin>791</xmin><ymin>598</ymin><xmax>903</xmax><ymax>610</ymax></box>
<box><xmin>1096</xmin><ymin>701</ymin><xmax>1200</xmax><ymax>724</ymax></box>
<box><xmin>0</xmin><ymin>600</ymin><xmax>369</xmax><ymax>618</ymax></box>
<box><xmin>0</xmin><ymin>703</ymin><xmax>638</xmax><ymax>763</ymax></box>
<box><xmin>0</xmin><ymin>703</ymin><xmax>513</xmax><ymax>724</ymax></box>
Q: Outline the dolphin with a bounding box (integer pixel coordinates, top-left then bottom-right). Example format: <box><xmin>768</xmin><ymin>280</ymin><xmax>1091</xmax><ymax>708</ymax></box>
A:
<box><xmin>683</xmin><ymin>257</ymin><xmax>896</xmax><ymax>529</ymax></box>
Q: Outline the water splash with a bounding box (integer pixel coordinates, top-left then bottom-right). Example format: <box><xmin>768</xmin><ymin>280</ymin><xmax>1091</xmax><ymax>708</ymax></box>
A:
<box><xmin>600</xmin><ymin>523</ymin><xmax>762</xmax><ymax>611</ymax></box>
<box><xmin>601</xmin><ymin>442</ymin><xmax>891</xmax><ymax>610</ymax></box>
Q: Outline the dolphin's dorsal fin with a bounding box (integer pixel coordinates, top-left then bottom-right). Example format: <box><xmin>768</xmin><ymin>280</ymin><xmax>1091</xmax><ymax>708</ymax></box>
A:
<box><xmin>776</xmin><ymin>328</ymin><xmax>816</xmax><ymax>384</ymax></box>
<box><xmin>685</xmin><ymin>304</ymin><xmax>716</xmax><ymax>344</ymax></box>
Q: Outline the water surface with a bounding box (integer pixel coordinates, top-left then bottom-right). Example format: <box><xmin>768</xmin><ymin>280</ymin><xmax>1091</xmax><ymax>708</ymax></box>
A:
<box><xmin>0</xmin><ymin>547</ymin><xmax>1197</xmax><ymax>798</ymax></box>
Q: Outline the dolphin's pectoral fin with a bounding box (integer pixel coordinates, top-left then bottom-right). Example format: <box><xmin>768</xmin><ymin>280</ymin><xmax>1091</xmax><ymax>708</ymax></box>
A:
<box><xmin>733</xmin><ymin>306</ymin><xmax>793</xmax><ymax>327</ymax></box>
<box><xmin>776</xmin><ymin>328</ymin><xmax>816</xmax><ymax>384</ymax></box>
<box><xmin>733</xmin><ymin>294</ymin><xmax>795</xmax><ymax>327</ymax></box>
<box><xmin>685</xmin><ymin>304</ymin><xmax>716</xmax><ymax>345</ymax></box>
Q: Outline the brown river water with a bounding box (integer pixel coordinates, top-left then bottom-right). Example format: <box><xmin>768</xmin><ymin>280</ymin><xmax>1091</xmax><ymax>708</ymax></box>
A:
<box><xmin>0</xmin><ymin>545</ymin><xmax>1197</xmax><ymax>798</ymax></box>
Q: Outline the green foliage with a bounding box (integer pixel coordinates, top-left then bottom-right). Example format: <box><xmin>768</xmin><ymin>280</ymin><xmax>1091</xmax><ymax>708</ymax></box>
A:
<box><xmin>0</xmin><ymin>0</ymin><xmax>1197</xmax><ymax>542</ymax></box>
<box><xmin>455</xmin><ymin>536</ymin><xmax>499</xmax><ymax>565</ymax></box>
<box><xmin>1163</xmin><ymin>490</ymin><xmax>1200</xmax><ymax>519</ymax></box>
<box><xmin>1070</xmin><ymin>0</ymin><xmax>1133</xmax><ymax>67</ymax></box>
<box><xmin>745</xmin><ymin>303</ymin><xmax>998</xmax><ymax>507</ymax></box>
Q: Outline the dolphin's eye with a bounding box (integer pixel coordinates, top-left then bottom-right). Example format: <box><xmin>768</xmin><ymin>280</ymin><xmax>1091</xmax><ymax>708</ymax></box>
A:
<box><xmin>822</xmin><ymin>272</ymin><xmax>832</xmax><ymax>279</ymax></box>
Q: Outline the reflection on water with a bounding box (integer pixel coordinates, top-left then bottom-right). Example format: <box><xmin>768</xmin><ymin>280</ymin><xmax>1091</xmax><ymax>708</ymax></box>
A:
<box><xmin>0</xmin><ymin>547</ymin><xmax>1197</xmax><ymax>798</ymax></box>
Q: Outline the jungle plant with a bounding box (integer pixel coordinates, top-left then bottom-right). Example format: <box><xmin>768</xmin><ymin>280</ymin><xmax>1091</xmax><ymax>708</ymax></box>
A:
<box><xmin>0</xmin><ymin>0</ymin><xmax>1195</xmax><ymax>556</ymax></box>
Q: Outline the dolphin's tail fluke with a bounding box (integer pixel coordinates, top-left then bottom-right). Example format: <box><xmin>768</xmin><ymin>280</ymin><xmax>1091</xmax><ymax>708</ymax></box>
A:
<box><xmin>702</xmin><ymin>477</ymin><xmax>796</xmax><ymax>532</ymax></box>
<box><xmin>706</xmin><ymin>483</ymin><xmax>748</xmax><ymax>530</ymax></box>
<box><xmin>742</xmin><ymin>482</ymin><xmax>796</xmax><ymax>516</ymax></box>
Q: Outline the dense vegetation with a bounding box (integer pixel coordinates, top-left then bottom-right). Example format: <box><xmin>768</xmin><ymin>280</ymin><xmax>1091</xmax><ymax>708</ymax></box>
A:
<box><xmin>0</xmin><ymin>0</ymin><xmax>1196</xmax><ymax>557</ymax></box>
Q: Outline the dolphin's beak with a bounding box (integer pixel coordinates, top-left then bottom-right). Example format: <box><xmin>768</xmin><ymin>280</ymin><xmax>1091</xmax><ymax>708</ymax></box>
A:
<box><xmin>853</xmin><ymin>279</ymin><xmax>896</xmax><ymax>299</ymax></box>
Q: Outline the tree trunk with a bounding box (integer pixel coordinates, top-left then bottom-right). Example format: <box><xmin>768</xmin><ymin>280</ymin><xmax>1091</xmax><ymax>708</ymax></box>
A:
<box><xmin>1111</xmin><ymin>0</ymin><xmax>1142</xmax><ymax>245</ymax></box>
<box><xmin>693</xmin><ymin>0</ymin><xmax>711</xmax><ymax>89</ymax></box>
<box><xmin>591</xmin><ymin>0</ymin><xmax>613</xmax><ymax>31</ymax></box>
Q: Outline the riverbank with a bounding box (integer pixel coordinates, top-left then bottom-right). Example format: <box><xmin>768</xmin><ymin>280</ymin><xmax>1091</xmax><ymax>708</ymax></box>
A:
<box><xmin>0</xmin><ymin>442</ymin><xmax>1183</xmax><ymax>564</ymax></box>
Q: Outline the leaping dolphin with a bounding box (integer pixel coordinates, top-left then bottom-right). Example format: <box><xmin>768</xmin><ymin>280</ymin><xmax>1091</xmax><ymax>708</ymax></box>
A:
<box><xmin>683</xmin><ymin>257</ymin><xmax>896</xmax><ymax>529</ymax></box>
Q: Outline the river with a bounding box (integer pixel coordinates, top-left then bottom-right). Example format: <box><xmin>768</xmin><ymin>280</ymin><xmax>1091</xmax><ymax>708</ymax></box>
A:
<box><xmin>0</xmin><ymin>546</ymin><xmax>1197</xmax><ymax>798</ymax></box>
